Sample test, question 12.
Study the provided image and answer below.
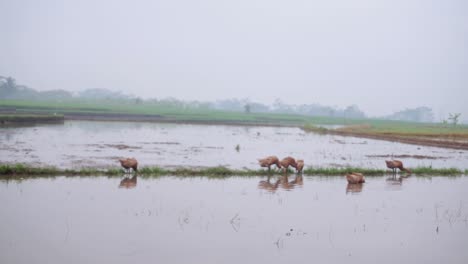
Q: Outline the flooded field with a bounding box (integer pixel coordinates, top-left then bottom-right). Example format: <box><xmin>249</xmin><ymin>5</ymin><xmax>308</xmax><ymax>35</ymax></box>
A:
<box><xmin>1</xmin><ymin>175</ymin><xmax>467</xmax><ymax>263</ymax></box>
<box><xmin>0</xmin><ymin>121</ymin><xmax>467</xmax><ymax>170</ymax></box>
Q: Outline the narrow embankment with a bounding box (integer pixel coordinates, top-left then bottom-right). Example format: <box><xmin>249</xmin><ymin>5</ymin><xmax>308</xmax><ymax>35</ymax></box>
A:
<box><xmin>302</xmin><ymin>125</ymin><xmax>468</xmax><ymax>150</ymax></box>
<box><xmin>0</xmin><ymin>164</ymin><xmax>465</xmax><ymax>178</ymax></box>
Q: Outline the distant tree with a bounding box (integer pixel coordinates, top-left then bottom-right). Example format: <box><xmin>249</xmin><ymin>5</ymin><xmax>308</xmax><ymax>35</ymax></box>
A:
<box><xmin>244</xmin><ymin>104</ymin><xmax>251</xmax><ymax>114</ymax></box>
<box><xmin>448</xmin><ymin>113</ymin><xmax>461</xmax><ymax>126</ymax></box>
<box><xmin>40</xmin><ymin>89</ymin><xmax>73</xmax><ymax>99</ymax></box>
<box><xmin>5</xmin><ymin>77</ymin><xmax>16</xmax><ymax>90</ymax></box>
<box><xmin>343</xmin><ymin>105</ymin><xmax>366</xmax><ymax>119</ymax></box>
<box><xmin>78</xmin><ymin>88</ymin><xmax>131</xmax><ymax>100</ymax></box>
<box><xmin>385</xmin><ymin>107</ymin><xmax>434</xmax><ymax>123</ymax></box>
<box><xmin>272</xmin><ymin>98</ymin><xmax>293</xmax><ymax>113</ymax></box>
<box><xmin>249</xmin><ymin>102</ymin><xmax>270</xmax><ymax>113</ymax></box>
<box><xmin>0</xmin><ymin>76</ymin><xmax>17</xmax><ymax>98</ymax></box>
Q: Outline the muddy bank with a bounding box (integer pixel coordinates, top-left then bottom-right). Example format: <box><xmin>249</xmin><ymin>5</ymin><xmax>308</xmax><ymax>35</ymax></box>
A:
<box><xmin>333</xmin><ymin>131</ymin><xmax>468</xmax><ymax>150</ymax></box>
<box><xmin>365</xmin><ymin>154</ymin><xmax>448</xmax><ymax>160</ymax></box>
<box><xmin>0</xmin><ymin>114</ymin><xmax>64</xmax><ymax>125</ymax></box>
<box><xmin>64</xmin><ymin>112</ymin><xmax>298</xmax><ymax>127</ymax></box>
<box><xmin>302</xmin><ymin>127</ymin><xmax>468</xmax><ymax>150</ymax></box>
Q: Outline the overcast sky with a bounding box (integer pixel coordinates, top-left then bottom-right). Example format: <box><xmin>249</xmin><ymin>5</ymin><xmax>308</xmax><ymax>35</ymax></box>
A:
<box><xmin>0</xmin><ymin>0</ymin><xmax>467</xmax><ymax>118</ymax></box>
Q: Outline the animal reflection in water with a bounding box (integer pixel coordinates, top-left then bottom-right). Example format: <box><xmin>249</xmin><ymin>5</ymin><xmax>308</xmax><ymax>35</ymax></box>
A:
<box><xmin>258</xmin><ymin>175</ymin><xmax>303</xmax><ymax>192</ymax></box>
<box><xmin>345</xmin><ymin>172</ymin><xmax>365</xmax><ymax>194</ymax></box>
<box><xmin>119</xmin><ymin>175</ymin><xmax>137</xmax><ymax>189</ymax></box>
<box><xmin>346</xmin><ymin>183</ymin><xmax>364</xmax><ymax>194</ymax></box>
<box><xmin>385</xmin><ymin>174</ymin><xmax>410</xmax><ymax>190</ymax></box>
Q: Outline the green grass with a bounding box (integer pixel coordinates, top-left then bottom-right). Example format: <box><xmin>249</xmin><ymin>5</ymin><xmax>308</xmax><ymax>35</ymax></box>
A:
<box><xmin>302</xmin><ymin>124</ymin><xmax>329</xmax><ymax>134</ymax></box>
<box><xmin>0</xmin><ymin>99</ymin><xmax>307</xmax><ymax>125</ymax></box>
<box><xmin>410</xmin><ymin>167</ymin><xmax>462</xmax><ymax>176</ymax></box>
<box><xmin>0</xmin><ymin>164</ymin><xmax>465</xmax><ymax>178</ymax></box>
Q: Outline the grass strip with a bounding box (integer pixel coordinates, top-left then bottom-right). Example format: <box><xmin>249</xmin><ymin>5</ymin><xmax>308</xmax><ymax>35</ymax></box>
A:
<box><xmin>0</xmin><ymin>164</ymin><xmax>465</xmax><ymax>178</ymax></box>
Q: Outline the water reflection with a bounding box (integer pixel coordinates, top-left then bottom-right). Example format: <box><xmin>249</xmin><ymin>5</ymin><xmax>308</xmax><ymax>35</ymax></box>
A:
<box><xmin>385</xmin><ymin>175</ymin><xmax>410</xmax><ymax>190</ymax></box>
<box><xmin>1</xmin><ymin>176</ymin><xmax>468</xmax><ymax>264</ymax></box>
<box><xmin>346</xmin><ymin>183</ymin><xmax>364</xmax><ymax>194</ymax></box>
<box><xmin>258</xmin><ymin>174</ymin><xmax>303</xmax><ymax>192</ymax></box>
<box><xmin>258</xmin><ymin>175</ymin><xmax>280</xmax><ymax>192</ymax></box>
<box><xmin>119</xmin><ymin>175</ymin><xmax>137</xmax><ymax>189</ymax></box>
<box><xmin>278</xmin><ymin>175</ymin><xmax>303</xmax><ymax>190</ymax></box>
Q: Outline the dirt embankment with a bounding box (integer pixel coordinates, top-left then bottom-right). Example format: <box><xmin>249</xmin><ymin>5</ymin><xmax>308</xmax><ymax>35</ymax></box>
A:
<box><xmin>0</xmin><ymin>115</ymin><xmax>64</xmax><ymax>124</ymax></box>
<box><xmin>329</xmin><ymin>130</ymin><xmax>468</xmax><ymax>150</ymax></box>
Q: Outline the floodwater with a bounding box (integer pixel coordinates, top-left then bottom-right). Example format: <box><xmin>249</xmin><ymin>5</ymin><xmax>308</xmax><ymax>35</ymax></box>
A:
<box><xmin>1</xmin><ymin>175</ymin><xmax>467</xmax><ymax>264</ymax></box>
<box><xmin>0</xmin><ymin>121</ymin><xmax>467</xmax><ymax>170</ymax></box>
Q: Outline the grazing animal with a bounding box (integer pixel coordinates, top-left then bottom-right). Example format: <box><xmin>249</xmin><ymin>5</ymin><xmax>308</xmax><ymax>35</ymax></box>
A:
<box><xmin>280</xmin><ymin>156</ymin><xmax>297</xmax><ymax>173</ymax></box>
<box><xmin>385</xmin><ymin>160</ymin><xmax>411</xmax><ymax>174</ymax></box>
<box><xmin>296</xmin><ymin>159</ymin><xmax>304</xmax><ymax>173</ymax></box>
<box><xmin>258</xmin><ymin>156</ymin><xmax>281</xmax><ymax>171</ymax></box>
<box><xmin>346</xmin><ymin>172</ymin><xmax>365</xmax><ymax>184</ymax></box>
<box><xmin>119</xmin><ymin>158</ymin><xmax>138</xmax><ymax>173</ymax></box>
<box><xmin>119</xmin><ymin>175</ymin><xmax>137</xmax><ymax>189</ymax></box>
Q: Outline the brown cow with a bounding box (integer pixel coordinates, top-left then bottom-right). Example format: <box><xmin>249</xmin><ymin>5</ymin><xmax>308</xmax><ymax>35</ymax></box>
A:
<box><xmin>385</xmin><ymin>160</ymin><xmax>411</xmax><ymax>175</ymax></box>
<box><xmin>119</xmin><ymin>158</ymin><xmax>138</xmax><ymax>173</ymax></box>
<box><xmin>295</xmin><ymin>159</ymin><xmax>304</xmax><ymax>173</ymax></box>
<box><xmin>280</xmin><ymin>156</ymin><xmax>297</xmax><ymax>173</ymax></box>
<box><xmin>258</xmin><ymin>156</ymin><xmax>282</xmax><ymax>172</ymax></box>
<box><xmin>346</xmin><ymin>172</ymin><xmax>365</xmax><ymax>184</ymax></box>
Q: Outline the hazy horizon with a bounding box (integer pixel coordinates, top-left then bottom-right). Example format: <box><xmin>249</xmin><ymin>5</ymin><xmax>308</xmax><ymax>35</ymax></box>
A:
<box><xmin>1</xmin><ymin>0</ymin><xmax>467</xmax><ymax>120</ymax></box>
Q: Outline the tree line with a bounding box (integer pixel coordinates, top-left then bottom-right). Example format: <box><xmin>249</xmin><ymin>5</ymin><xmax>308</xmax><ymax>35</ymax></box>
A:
<box><xmin>1</xmin><ymin>75</ymin><xmax>441</xmax><ymax>123</ymax></box>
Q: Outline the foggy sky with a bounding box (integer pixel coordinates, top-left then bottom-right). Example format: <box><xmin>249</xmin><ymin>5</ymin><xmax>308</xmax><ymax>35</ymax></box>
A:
<box><xmin>1</xmin><ymin>0</ymin><xmax>467</xmax><ymax>119</ymax></box>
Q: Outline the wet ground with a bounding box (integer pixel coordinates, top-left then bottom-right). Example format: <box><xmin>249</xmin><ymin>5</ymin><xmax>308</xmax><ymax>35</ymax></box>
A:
<box><xmin>1</xmin><ymin>175</ymin><xmax>467</xmax><ymax>263</ymax></box>
<box><xmin>0</xmin><ymin>121</ymin><xmax>467</xmax><ymax>170</ymax></box>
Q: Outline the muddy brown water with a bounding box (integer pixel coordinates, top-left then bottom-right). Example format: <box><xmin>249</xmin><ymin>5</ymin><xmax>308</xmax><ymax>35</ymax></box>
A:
<box><xmin>0</xmin><ymin>121</ymin><xmax>467</xmax><ymax>170</ymax></box>
<box><xmin>1</xmin><ymin>175</ymin><xmax>467</xmax><ymax>264</ymax></box>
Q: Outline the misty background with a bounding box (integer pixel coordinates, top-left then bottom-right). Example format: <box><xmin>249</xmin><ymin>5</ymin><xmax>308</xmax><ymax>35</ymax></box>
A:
<box><xmin>0</xmin><ymin>0</ymin><xmax>467</xmax><ymax>122</ymax></box>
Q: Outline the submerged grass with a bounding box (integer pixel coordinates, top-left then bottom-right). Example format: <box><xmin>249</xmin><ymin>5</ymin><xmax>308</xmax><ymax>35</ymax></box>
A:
<box><xmin>0</xmin><ymin>164</ymin><xmax>465</xmax><ymax>178</ymax></box>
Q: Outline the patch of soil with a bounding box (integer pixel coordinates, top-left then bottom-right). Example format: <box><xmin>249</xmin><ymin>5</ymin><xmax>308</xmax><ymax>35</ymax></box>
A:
<box><xmin>84</xmin><ymin>144</ymin><xmax>142</xmax><ymax>150</ymax></box>
<box><xmin>104</xmin><ymin>144</ymin><xmax>142</xmax><ymax>150</ymax></box>
<box><xmin>327</xmin><ymin>130</ymin><xmax>468</xmax><ymax>150</ymax></box>
<box><xmin>366</xmin><ymin>154</ymin><xmax>447</xmax><ymax>160</ymax></box>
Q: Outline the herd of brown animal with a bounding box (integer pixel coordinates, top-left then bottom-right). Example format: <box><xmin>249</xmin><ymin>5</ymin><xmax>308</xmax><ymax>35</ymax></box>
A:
<box><xmin>118</xmin><ymin>155</ymin><xmax>411</xmax><ymax>186</ymax></box>
<box><xmin>346</xmin><ymin>160</ymin><xmax>411</xmax><ymax>184</ymax></box>
<box><xmin>257</xmin><ymin>156</ymin><xmax>304</xmax><ymax>173</ymax></box>
<box><xmin>257</xmin><ymin>155</ymin><xmax>411</xmax><ymax>185</ymax></box>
